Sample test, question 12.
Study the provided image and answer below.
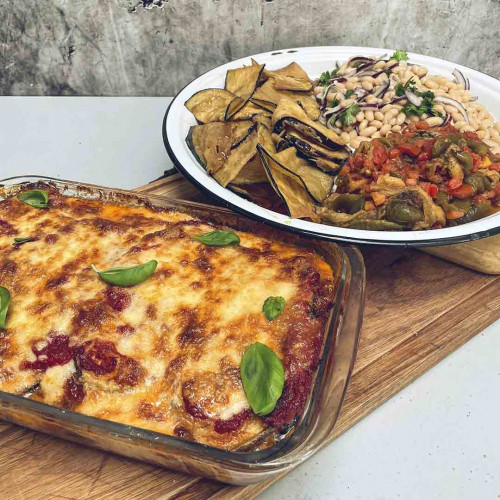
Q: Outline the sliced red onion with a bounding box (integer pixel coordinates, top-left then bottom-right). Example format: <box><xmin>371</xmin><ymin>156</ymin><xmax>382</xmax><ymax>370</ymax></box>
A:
<box><xmin>434</xmin><ymin>96</ymin><xmax>470</xmax><ymax>124</ymax></box>
<box><xmin>469</xmin><ymin>96</ymin><xmax>478</xmax><ymax>102</ymax></box>
<box><xmin>323</xmin><ymin>104</ymin><xmax>343</xmax><ymax>117</ymax></box>
<box><xmin>452</xmin><ymin>68</ymin><xmax>470</xmax><ymax>91</ymax></box>
<box><xmin>372</xmin><ymin>62</ymin><xmax>398</xmax><ymax>78</ymax></box>
<box><xmin>321</xmin><ymin>83</ymin><xmax>337</xmax><ymax>109</ymax></box>
<box><xmin>328</xmin><ymin>76</ymin><xmax>347</xmax><ymax>84</ymax></box>
<box><xmin>374</xmin><ymin>80</ymin><xmax>390</xmax><ymax>99</ymax></box>
<box><xmin>347</xmin><ymin>56</ymin><xmax>375</xmax><ymax>68</ymax></box>
<box><xmin>405</xmin><ymin>89</ymin><xmax>422</xmax><ymax>106</ymax></box>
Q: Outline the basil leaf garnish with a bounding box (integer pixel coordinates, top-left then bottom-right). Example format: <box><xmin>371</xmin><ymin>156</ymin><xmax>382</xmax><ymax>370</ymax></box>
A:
<box><xmin>194</xmin><ymin>230</ymin><xmax>240</xmax><ymax>247</ymax></box>
<box><xmin>0</xmin><ymin>286</ymin><xmax>11</xmax><ymax>330</ymax></box>
<box><xmin>262</xmin><ymin>296</ymin><xmax>285</xmax><ymax>321</ymax></box>
<box><xmin>92</xmin><ymin>260</ymin><xmax>158</xmax><ymax>287</ymax></box>
<box><xmin>17</xmin><ymin>189</ymin><xmax>49</xmax><ymax>209</ymax></box>
<box><xmin>13</xmin><ymin>237</ymin><xmax>32</xmax><ymax>247</ymax></box>
<box><xmin>240</xmin><ymin>342</ymin><xmax>285</xmax><ymax>417</ymax></box>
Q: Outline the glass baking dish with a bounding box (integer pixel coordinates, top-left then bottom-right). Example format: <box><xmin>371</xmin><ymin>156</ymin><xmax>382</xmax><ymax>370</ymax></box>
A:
<box><xmin>0</xmin><ymin>175</ymin><xmax>365</xmax><ymax>485</ymax></box>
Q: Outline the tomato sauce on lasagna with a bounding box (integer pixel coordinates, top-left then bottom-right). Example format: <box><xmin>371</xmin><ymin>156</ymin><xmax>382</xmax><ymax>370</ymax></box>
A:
<box><xmin>0</xmin><ymin>184</ymin><xmax>335</xmax><ymax>450</ymax></box>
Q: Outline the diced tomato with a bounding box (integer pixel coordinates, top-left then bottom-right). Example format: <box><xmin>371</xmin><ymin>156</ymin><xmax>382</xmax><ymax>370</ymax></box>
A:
<box><xmin>405</xmin><ymin>178</ymin><xmax>417</xmax><ymax>186</ymax></box>
<box><xmin>428</xmin><ymin>185</ymin><xmax>438</xmax><ymax>198</ymax></box>
<box><xmin>373</xmin><ymin>146</ymin><xmax>388</xmax><ymax>166</ymax></box>
<box><xmin>470</xmin><ymin>152</ymin><xmax>482</xmax><ymax>170</ymax></box>
<box><xmin>495</xmin><ymin>183</ymin><xmax>500</xmax><ymax>195</ymax></box>
<box><xmin>399</xmin><ymin>142</ymin><xmax>421</xmax><ymax>157</ymax></box>
<box><xmin>463</xmin><ymin>131</ymin><xmax>480</xmax><ymax>141</ymax></box>
<box><xmin>490</xmin><ymin>163</ymin><xmax>500</xmax><ymax>172</ymax></box>
<box><xmin>417</xmin><ymin>150</ymin><xmax>432</xmax><ymax>163</ymax></box>
<box><xmin>363</xmin><ymin>157</ymin><xmax>374</xmax><ymax>170</ymax></box>
<box><xmin>486</xmin><ymin>189</ymin><xmax>496</xmax><ymax>199</ymax></box>
<box><xmin>388</xmin><ymin>148</ymin><xmax>401</xmax><ymax>159</ymax></box>
<box><xmin>339</xmin><ymin>166</ymin><xmax>350</xmax><ymax>176</ymax></box>
<box><xmin>451</xmin><ymin>184</ymin><xmax>475</xmax><ymax>199</ymax></box>
<box><xmin>473</xmin><ymin>195</ymin><xmax>488</xmax><ymax>205</ymax></box>
<box><xmin>406</xmin><ymin>170</ymin><xmax>419</xmax><ymax>180</ymax></box>
<box><xmin>371</xmin><ymin>192</ymin><xmax>386</xmax><ymax>206</ymax></box>
<box><xmin>446</xmin><ymin>210</ymin><xmax>465</xmax><ymax>220</ymax></box>
<box><xmin>447</xmin><ymin>178</ymin><xmax>463</xmax><ymax>190</ymax></box>
<box><xmin>364</xmin><ymin>201</ymin><xmax>376</xmax><ymax>211</ymax></box>
<box><xmin>414</xmin><ymin>121</ymin><xmax>430</xmax><ymax>130</ymax></box>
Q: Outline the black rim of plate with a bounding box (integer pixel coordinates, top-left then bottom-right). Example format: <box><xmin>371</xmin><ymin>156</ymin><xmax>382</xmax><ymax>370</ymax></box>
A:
<box><xmin>161</xmin><ymin>49</ymin><xmax>500</xmax><ymax>248</ymax></box>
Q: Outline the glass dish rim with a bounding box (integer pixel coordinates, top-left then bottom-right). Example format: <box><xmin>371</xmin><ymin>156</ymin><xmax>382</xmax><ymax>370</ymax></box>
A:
<box><xmin>0</xmin><ymin>175</ymin><xmax>364</xmax><ymax>469</ymax></box>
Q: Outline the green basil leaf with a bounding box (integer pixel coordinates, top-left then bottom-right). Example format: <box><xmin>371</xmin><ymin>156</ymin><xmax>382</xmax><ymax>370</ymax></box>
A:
<box><xmin>0</xmin><ymin>286</ymin><xmax>11</xmax><ymax>330</ymax></box>
<box><xmin>17</xmin><ymin>189</ymin><xmax>49</xmax><ymax>209</ymax></box>
<box><xmin>194</xmin><ymin>230</ymin><xmax>240</xmax><ymax>247</ymax></box>
<box><xmin>12</xmin><ymin>237</ymin><xmax>32</xmax><ymax>247</ymax></box>
<box><xmin>92</xmin><ymin>260</ymin><xmax>158</xmax><ymax>287</ymax></box>
<box><xmin>241</xmin><ymin>342</ymin><xmax>285</xmax><ymax>417</ymax></box>
<box><xmin>262</xmin><ymin>296</ymin><xmax>285</xmax><ymax>321</ymax></box>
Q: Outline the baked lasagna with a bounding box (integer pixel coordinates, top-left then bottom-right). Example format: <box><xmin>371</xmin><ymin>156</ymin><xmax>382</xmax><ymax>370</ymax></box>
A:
<box><xmin>0</xmin><ymin>184</ymin><xmax>335</xmax><ymax>450</ymax></box>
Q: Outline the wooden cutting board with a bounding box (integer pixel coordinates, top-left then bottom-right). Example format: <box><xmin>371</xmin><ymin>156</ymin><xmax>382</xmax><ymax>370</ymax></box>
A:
<box><xmin>1</xmin><ymin>175</ymin><xmax>499</xmax><ymax>500</ymax></box>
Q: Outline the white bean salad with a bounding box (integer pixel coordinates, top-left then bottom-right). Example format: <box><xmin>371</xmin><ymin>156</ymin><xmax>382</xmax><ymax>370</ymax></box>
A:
<box><xmin>314</xmin><ymin>50</ymin><xmax>500</xmax><ymax>153</ymax></box>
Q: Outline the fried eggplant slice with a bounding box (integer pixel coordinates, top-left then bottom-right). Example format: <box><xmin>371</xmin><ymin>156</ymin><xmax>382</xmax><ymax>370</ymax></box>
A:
<box><xmin>282</xmin><ymin>129</ymin><xmax>349</xmax><ymax>164</ymax></box>
<box><xmin>225</xmin><ymin>98</ymin><xmax>269</xmax><ymax>121</ymax></box>
<box><xmin>185</xmin><ymin>88</ymin><xmax>236</xmax><ymax>123</ymax></box>
<box><xmin>186</xmin><ymin>121</ymin><xmax>254</xmax><ymax>174</ymax></box>
<box><xmin>250</xmin><ymin>98</ymin><xmax>277</xmax><ymax>113</ymax></box>
<box><xmin>257</xmin><ymin>145</ymin><xmax>315</xmax><ymax>219</ymax></box>
<box><xmin>212</xmin><ymin>130</ymin><xmax>259</xmax><ymax>187</ymax></box>
<box><xmin>274</xmin><ymin>147</ymin><xmax>334</xmax><ymax>203</ymax></box>
<box><xmin>253</xmin><ymin>80</ymin><xmax>320</xmax><ymax>120</ymax></box>
<box><xmin>263</xmin><ymin>62</ymin><xmax>313</xmax><ymax>91</ymax></box>
<box><xmin>228</xmin><ymin>182</ymin><xmax>286</xmax><ymax>213</ymax></box>
<box><xmin>231</xmin><ymin>155</ymin><xmax>268</xmax><ymax>184</ymax></box>
<box><xmin>225</xmin><ymin>62</ymin><xmax>265</xmax><ymax>100</ymax></box>
<box><xmin>273</xmin><ymin>99</ymin><xmax>347</xmax><ymax>151</ymax></box>
<box><xmin>306</xmin><ymin>157</ymin><xmax>343</xmax><ymax>174</ymax></box>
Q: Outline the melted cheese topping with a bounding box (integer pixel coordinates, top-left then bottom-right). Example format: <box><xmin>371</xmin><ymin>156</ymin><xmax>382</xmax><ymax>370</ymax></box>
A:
<box><xmin>0</xmin><ymin>184</ymin><xmax>335</xmax><ymax>450</ymax></box>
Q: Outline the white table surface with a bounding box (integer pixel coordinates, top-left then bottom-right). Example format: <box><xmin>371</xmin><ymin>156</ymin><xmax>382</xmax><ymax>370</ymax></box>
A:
<box><xmin>1</xmin><ymin>97</ymin><xmax>499</xmax><ymax>499</ymax></box>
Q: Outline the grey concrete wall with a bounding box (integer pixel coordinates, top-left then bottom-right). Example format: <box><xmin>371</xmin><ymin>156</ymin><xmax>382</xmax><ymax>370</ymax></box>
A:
<box><xmin>1</xmin><ymin>0</ymin><xmax>499</xmax><ymax>96</ymax></box>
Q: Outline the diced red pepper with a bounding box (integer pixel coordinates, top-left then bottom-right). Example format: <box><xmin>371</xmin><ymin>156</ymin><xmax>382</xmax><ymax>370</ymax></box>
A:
<box><xmin>373</xmin><ymin>146</ymin><xmax>388</xmax><ymax>166</ymax></box>
<box><xmin>447</xmin><ymin>178</ymin><xmax>463</xmax><ymax>190</ymax></box>
<box><xmin>451</xmin><ymin>184</ymin><xmax>475</xmax><ymax>199</ymax></box>
<box><xmin>399</xmin><ymin>142</ymin><xmax>421</xmax><ymax>157</ymax></box>
<box><xmin>446</xmin><ymin>210</ymin><xmax>465</xmax><ymax>220</ymax></box>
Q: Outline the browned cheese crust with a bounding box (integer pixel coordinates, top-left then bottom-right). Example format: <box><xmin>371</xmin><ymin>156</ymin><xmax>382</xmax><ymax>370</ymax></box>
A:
<box><xmin>0</xmin><ymin>185</ymin><xmax>335</xmax><ymax>450</ymax></box>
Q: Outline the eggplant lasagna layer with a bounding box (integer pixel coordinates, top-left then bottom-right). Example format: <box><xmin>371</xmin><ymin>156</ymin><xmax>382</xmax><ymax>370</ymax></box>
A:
<box><xmin>0</xmin><ymin>185</ymin><xmax>335</xmax><ymax>450</ymax></box>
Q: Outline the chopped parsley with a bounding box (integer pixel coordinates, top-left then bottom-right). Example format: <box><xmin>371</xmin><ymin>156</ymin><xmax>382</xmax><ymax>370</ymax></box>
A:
<box><xmin>392</xmin><ymin>50</ymin><xmax>409</xmax><ymax>62</ymax></box>
<box><xmin>344</xmin><ymin>89</ymin><xmax>355</xmax><ymax>98</ymax></box>
<box><xmin>319</xmin><ymin>62</ymin><xmax>340</xmax><ymax>86</ymax></box>
<box><xmin>337</xmin><ymin>104</ymin><xmax>360</xmax><ymax>127</ymax></box>
<box><xmin>395</xmin><ymin>78</ymin><xmax>443</xmax><ymax>118</ymax></box>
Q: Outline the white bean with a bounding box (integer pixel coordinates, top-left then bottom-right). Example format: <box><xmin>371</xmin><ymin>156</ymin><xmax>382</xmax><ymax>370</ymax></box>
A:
<box><xmin>370</xmin><ymin>120</ymin><xmax>383</xmax><ymax>129</ymax></box>
<box><xmin>371</xmin><ymin>131</ymin><xmax>381</xmax><ymax>139</ymax></box>
<box><xmin>341</xmin><ymin>132</ymin><xmax>350</xmax><ymax>143</ymax></box>
<box><xmin>412</xmin><ymin>65</ymin><xmax>428</xmax><ymax>77</ymax></box>
<box><xmin>359</xmin><ymin>119</ymin><xmax>368</xmax><ymax>131</ymax></box>
<box><xmin>396</xmin><ymin>112</ymin><xmax>406</xmax><ymax>125</ymax></box>
<box><xmin>365</xmin><ymin>110</ymin><xmax>375</xmax><ymax>122</ymax></box>
<box><xmin>424</xmin><ymin>79</ymin><xmax>439</xmax><ymax>89</ymax></box>
<box><xmin>355</xmin><ymin>111</ymin><xmax>365</xmax><ymax>122</ymax></box>
<box><xmin>379</xmin><ymin>124</ymin><xmax>391</xmax><ymax>136</ymax></box>
<box><xmin>392</xmin><ymin>125</ymin><xmax>402</xmax><ymax>132</ymax></box>
<box><xmin>350</xmin><ymin>137</ymin><xmax>361</xmax><ymax>149</ymax></box>
<box><xmin>360</xmin><ymin>126</ymin><xmax>377</xmax><ymax>137</ymax></box>
<box><xmin>495</xmin><ymin>122</ymin><xmax>500</xmax><ymax>133</ymax></box>
<box><xmin>374</xmin><ymin>111</ymin><xmax>384</xmax><ymax>121</ymax></box>
<box><xmin>349</xmin><ymin>129</ymin><xmax>358</xmax><ymax>139</ymax></box>
<box><xmin>454</xmin><ymin>120</ymin><xmax>466</xmax><ymax>129</ymax></box>
<box><xmin>426</xmin><ymin>117</ymin><xmax>443</xmax><ymax>127</ymax></box>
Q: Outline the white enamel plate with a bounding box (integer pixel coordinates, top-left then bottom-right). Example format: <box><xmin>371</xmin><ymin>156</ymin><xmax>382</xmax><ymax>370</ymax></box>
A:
<box><xmin>163</xmin><ymin>46</ymin><xmax>500</xmax><ymax>246</ymax></box>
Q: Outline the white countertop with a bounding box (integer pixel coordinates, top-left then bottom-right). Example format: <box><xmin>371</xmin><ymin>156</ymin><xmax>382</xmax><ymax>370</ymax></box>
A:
<box><xmin>1</xmin><ymin>97</ymin><xmax>498</xmax><ymax>499</ymax></box>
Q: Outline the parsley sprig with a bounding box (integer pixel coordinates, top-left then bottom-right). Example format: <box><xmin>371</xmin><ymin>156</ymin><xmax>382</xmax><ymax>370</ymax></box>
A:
<box><xmin>336</xmin><ymin>104</ymin><xmax>360</xmax><ymax>127</ymax></box>
<box><xmin>319</xmin><ymin>62</ymin><xmax>340</xmax><ymax>86</ymax></box>
<box><xmin>392</xmin><ymin>50</ymin><xmax>408</xmax><ymax>62</ymax></box>
<box><xmin>395</xmin><ymin>78</ymin><xmax>443</xmax><ymax>118</ymax></box>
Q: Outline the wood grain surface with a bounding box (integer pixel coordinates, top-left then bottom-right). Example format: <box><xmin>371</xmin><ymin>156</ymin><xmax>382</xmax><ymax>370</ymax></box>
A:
<box><xmin>0</xmin><ymin>174</ymin><xmax>498</xmax><ymax>500</ymax></box>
